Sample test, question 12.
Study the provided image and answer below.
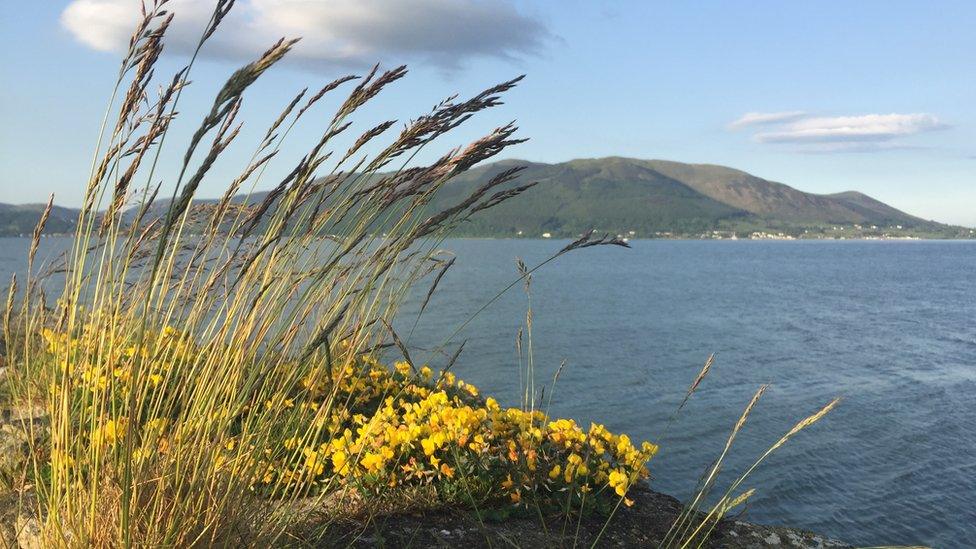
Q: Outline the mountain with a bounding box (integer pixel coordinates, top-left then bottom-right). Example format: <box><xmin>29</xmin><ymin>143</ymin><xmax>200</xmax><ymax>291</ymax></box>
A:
<box><xmin>0</xmin><ymin>202</ymin><xmax>79</xmax><ymax>236</ymax></box>
<box><xmin>634</xmin><ymin>160</ymin><xmax>914</xmax><ymax>224</ymax></box>
<box><xmin>419</xmin><ymin>157</ymin><xmax>956</xmax><ymax>237</ymax></box>
<box><xmin>824</xmin><ymin>190</ymin><xmax>928</xmax><ymax>224</ymax></box>
<box><xmin>1</xmin><ymin>158</ymin><xmax>967</xmax><ymax>238</ymax></box>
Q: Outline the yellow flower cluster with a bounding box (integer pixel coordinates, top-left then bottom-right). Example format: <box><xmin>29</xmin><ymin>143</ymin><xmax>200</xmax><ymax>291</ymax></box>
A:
<box><xmin>249</xmin><ymin>356</ymin><xmax>658</xmax><ymax>509</ymax></box>
<box><xmin>39</xmin><ymin>326</ymin><xmax>658</xmax><ymax>512</ymax></box>
<box><xmin>40</xmin><ymin>325</ymin><xmax>188</xmax><ymax>393</ymax></box>
<box><xmin>40</xmin><ymin>325</ymin><xmax>197</xmax><ymax>465</ymax></box>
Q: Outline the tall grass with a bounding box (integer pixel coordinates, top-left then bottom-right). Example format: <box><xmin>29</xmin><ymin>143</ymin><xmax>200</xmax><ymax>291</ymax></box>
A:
<box><xmin>4</xmin><ymin>1</ymin><xmax>549</xmax><ymax>545</ymax></box>
<box><xmin>0</xmin><ymin>2</ymin><xmax>869</xmax><ymax>548</ymax></box>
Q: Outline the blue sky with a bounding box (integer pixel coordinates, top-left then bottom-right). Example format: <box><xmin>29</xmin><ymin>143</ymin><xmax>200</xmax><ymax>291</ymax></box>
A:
<box><xmin>1</xmin><ymin>1</ymin><xmax>974</xmax><ymax>225</ymax></box>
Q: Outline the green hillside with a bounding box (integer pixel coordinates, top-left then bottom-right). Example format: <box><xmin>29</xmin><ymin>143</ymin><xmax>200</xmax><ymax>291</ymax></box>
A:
<box><xmin>420</xmin><ymin>158</ymin><xmax>959</xmax><ymax>237</ymax></box>
<box><xmin>0</xmin><ymin>203</ymin><xmax>78</xmax><ymax>236</ymax></box>
<box><xmin>2</xmin><ymin>157</ymin><xmax>969</xmax><ymax>238</ymax></box>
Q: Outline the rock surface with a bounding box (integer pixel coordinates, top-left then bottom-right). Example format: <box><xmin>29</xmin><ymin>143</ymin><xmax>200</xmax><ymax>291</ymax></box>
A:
<box><xmin>318</xmin><ymin>486</ymin><xmax>851</xmax><ymax>548</ymax></box>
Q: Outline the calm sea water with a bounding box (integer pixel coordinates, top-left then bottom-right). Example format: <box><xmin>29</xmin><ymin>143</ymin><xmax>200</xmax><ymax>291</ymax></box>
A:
<box><xmin>2</xmin><ymin>237</ymin><xmax>974</xmax><ymax>546</ymax></box>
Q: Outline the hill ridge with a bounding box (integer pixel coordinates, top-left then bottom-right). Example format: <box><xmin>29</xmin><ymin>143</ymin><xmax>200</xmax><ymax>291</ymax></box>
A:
<box><xmin>1</xmin><ymin>157</ymin><xmax>968</xmax><ymax>238</ymax></box>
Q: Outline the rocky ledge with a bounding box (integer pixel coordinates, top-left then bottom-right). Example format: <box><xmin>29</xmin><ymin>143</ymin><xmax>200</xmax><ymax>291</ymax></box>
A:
<box><xmin>320</xmin><ymin>485</ymin><xmax>850</xmax><ymax>548</ymax></box>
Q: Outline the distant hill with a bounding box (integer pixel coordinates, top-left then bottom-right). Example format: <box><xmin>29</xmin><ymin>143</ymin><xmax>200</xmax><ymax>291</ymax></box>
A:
<box><xmin>417</xmin><ymin>158</ymin><xmax>959</xmax><ymax>237</ymax></box>
<box><xmin>0</xmin><ymin>202</ymin><xmax>79</xmax><ymax>236</ymax></box>
<box><xmin>1</xmin><ymin>157</ymin><xmax>968</xmax><ymax>238</ymax></box>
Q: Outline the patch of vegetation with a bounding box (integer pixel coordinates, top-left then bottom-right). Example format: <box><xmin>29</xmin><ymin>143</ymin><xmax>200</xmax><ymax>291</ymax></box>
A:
<box><xmin>33</xmin><ymin>324</ymin><xmax>656</xmax><ymax>516</ymax></box>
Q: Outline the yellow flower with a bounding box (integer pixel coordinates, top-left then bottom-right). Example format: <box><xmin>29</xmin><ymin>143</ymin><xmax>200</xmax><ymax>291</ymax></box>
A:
<box><xmin>332</xmin><ymin>451</ymin><xmax>350</xmax><ymax>475</ymax></box>
<box><xmin>608</xmin><ymin>469</ymin><xmax>629</xmax><ymax>497</ymax></box>
<box><xmin>93</xmin><ymin>419</ymin><xmax>122</xmax><ymax>447</ymax></box>
<box><xmin>361</xmin><ymin>451</ymin><xmax>384</xmax><ymax>473</ymax></box>
<box><xmin>303</xmin><ymin>448</ymin><xmax>325</xmax><ymax>475</ymax></box>
<box><xmin>616</xmin><ymin>434</ymin><xmax>632</xmax><ymax>455</ymax></box>
<box><xmin>548</xmin><ymin>464</ymin><xmax>562</xmax><ymax>480</ymax></box>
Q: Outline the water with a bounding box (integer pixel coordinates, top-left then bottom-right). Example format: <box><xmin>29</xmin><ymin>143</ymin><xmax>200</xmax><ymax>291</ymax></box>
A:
<box><xmin>2</xmin><ymin>237</ymin><xmax>974</xmax><ymax>546</ymax></box>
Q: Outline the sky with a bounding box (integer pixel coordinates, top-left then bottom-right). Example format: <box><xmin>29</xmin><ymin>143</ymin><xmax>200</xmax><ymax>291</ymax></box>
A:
<box><xmin>1</xmin><ymin>0</ymin><xmax>974</xmax><ymax>226</ymax></box>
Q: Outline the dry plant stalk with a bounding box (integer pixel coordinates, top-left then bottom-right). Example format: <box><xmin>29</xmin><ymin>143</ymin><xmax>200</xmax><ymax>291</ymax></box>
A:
<box><xmin>666</xmin><ymin>395</ymin><xmax>842</xmax><ymax>548</ymax></box>
<box><xmin>7</xmin><ymin>1</ymin><xmax>542</xmax><ymax>546</ymax></box>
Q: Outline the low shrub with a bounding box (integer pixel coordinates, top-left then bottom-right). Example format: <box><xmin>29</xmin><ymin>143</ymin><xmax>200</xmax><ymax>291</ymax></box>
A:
<box><xmin>34</xmin><ymin>324</ymin><xmax>657</xmax><ymax>519</ymax></box>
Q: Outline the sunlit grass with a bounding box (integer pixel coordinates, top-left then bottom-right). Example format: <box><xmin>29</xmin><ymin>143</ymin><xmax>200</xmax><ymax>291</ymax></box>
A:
<box><xmin>1</xmin><ymin>1</ymin><xmax>648</xmax><ymax>545</ymax></box>
<box><xmin>0</xmin><ymin>1</ymin><xmax>862</xmax><ymax>547</ymax></box>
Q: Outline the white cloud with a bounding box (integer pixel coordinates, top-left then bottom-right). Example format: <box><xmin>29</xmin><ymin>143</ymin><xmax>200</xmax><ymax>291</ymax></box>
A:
<box><xmin>61</xmin><ymin>0</ymin><xmax>551</xmax><ymax>71</ymax></box>
<box><xmin>729</xmin><ymin>111</ymin><xmax>949</xmax><ymax>153</ymax></box>
<box><xmin>793</xmin><ymin>142</ymin><xmax>929</xmax><ymax>154</ymax></box>
<box><xmin>755</xmin><ymin>113</ymin><xmax>948</xmax><ymax>144</ymax></box>
<box><xmin>728</xmin><ymin>111</ymin><xmax>806</xmax><ymax>129</ymax></box>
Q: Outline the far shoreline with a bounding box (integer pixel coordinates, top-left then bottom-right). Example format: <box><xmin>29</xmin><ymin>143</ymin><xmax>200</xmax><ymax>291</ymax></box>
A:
<box><xmin>2</xmin><ymin>234</ymin><xmax>976</xmax><ymax>242</ymax></box>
